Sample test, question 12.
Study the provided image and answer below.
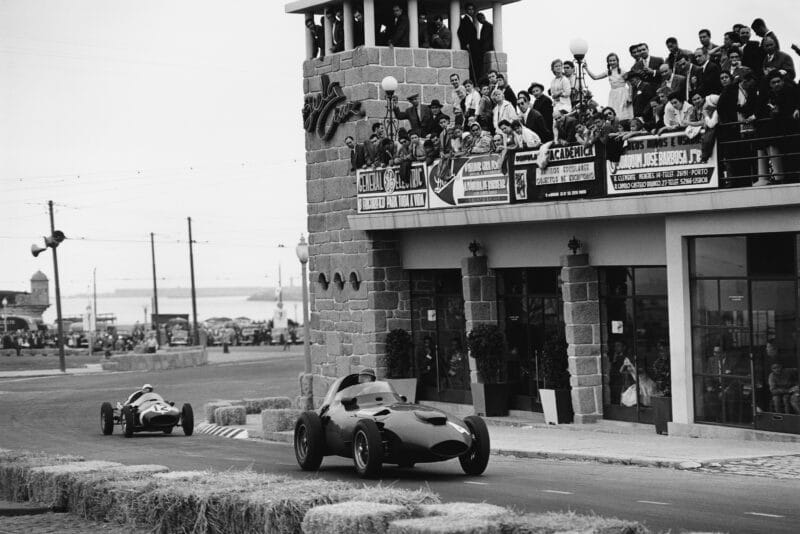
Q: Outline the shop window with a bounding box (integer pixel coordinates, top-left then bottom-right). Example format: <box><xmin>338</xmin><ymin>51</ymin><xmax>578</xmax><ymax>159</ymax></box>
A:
<box><xmin>691</xmin><ymin>237</ymin><xmax>747</xmax><ymax>278</ymax></box>
<box><xmin>748</xmin><ymin>234</ymin><xmax>795</xmax><ymax>277</ymax></box>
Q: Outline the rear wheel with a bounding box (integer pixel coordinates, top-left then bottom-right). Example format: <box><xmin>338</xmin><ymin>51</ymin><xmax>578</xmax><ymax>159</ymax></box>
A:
<box><xmin>294</xmin><ymin>412</ymin><xmax>324</xmax><ymax>471</ymax></box>
<box><xmin>459</xmin><ymin>416</ymin><xmax>490</xmax><ymax>476</ymax></box>
<box><xmin>352</xmin><ymin>419</ymin><xmax>383</xmax><ymax>478</ymax></box>
<box><xmin>122</xmin><ymin>406</ymin><xmax>135</xmax><ymax>438</ymax></box>
<box><xmin>100</xmin><ymin>402</ymin><xmax>114</xmax><ymax>435</ymax></box>
<box><xmin>181</xmin><ymin>404</ymin><xmax>194</xmax><ymax>436</ymax></box>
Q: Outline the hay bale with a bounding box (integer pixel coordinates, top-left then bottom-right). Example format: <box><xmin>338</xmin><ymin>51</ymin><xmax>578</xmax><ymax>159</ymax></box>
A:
<box><xmin>244</xmin><ymin>397</ymin><xmax>292</xmax><ymax>413</ymax></box>
<box><xmin>26</xmin><ymin>460</ymin><xmax>123</xmax><ymax>508</ymax></box>
<box><xmin>204</xmin><ymin>401</ymin><xmax>232</xmax><ymax>423</ymax></box>
<box><xmin>67</xmin><ymin>465</ymin><xmax>167</xmax><ymax>521</ymax></box>
<box><xmin>214</xmin><ymin>406</ymin><xmax>246</xmax><ymax>426</ymax></box>
<box><xmin>510</xmin><ymin>511</ymin><xmax>651</xmax><ymax>534</ymax></box>
<box><xmin>388</xmin><ymin>516</ymin><xmax>506</xmax><ymax>534</ymax></box>
<box><xmin>303</xmin><ymin>501</ymin><xmax>411</xmax><ymax>534</ymax></box>
<box><xmin>261</xmin><ymin>409</ymin><xmax>301</xmax><ymax>432</ymax></box>
<box><xmin>0</xmin><ymin>451</ymin><xmax>84</xmax><ymax>501</ymax></box>
<box><xmin>417</xmin><ymin>503</ymin><xmax>509</xmax><ymax>519</ymax></box>
<box><xmin>153</xmin><ymin>471</ymin><xmax>207</xmax><ymax>481</ymax></box>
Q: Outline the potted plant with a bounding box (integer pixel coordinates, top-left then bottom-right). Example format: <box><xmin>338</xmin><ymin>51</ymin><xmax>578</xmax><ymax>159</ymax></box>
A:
<box><xmin>539</xmin><ymin>328</ymin><xmax>573</xmax><ymax>424</ymax></box>
<box><xmin>385</xmin><ymin>328</ymin><xmax>417</xmax><ymax>402</ymax></box>
<box><xmin>650</xmin><ymin>343</ymin><xmax>672</xmax><ymax>435</ymax></box>
<box><xmin>467</xmin><ymin>324</ymin><xmax>510</xmax><ymax>417</ymax></box>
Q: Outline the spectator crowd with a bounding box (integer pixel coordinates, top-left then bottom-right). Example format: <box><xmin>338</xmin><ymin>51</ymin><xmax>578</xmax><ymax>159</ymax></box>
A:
<box><xmin>340</xmin><ymin>13</ymin><xmax>799</xmax><ymax>187</ymax></box>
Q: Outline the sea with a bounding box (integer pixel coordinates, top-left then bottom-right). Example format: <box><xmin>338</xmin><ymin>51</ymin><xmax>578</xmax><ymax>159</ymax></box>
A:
<box><xmin>43</xmin><ymin>295</ymin><xmax>303</xmax><ymax>327</ymax></box>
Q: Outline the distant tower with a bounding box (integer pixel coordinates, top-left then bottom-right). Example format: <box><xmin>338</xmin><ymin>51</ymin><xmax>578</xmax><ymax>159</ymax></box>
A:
<box><xmin>29</xmin><ymin>271</ymin><xmax>49</xmax><ymax>306</ymax></box>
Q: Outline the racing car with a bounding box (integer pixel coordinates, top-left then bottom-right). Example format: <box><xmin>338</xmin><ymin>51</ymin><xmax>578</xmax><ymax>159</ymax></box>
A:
<box><xmin>293</xmin><ymin>374</ymin><xmax>490</xmax><ymax>478</ymax></box>
<box><xmin>100</xmin><ymin>389</ymin><xmax>194</xmax><ymax>438</ymax></box>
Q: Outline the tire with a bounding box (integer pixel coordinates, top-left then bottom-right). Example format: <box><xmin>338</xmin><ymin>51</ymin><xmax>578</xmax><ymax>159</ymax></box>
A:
<box><xmin>181</xmin><ymin>404</ymin><xmax>194</xmax><ymax>436</ymax></box>
<box><xmin>122</xmin><ymin>406</ymin><xmax>135</xmax><ymax>438</ymax></box>
<box><xmin>352</xmin><ymin>419</ymin><xmax>383</xmax><ymax>478</ymax></box>
<box><xmin>100</xmin><ymin>402</ymin><xmax>114</xmax><ymax>435</ymax></box>
<box><xmin>294</xmin><ymin>412</ymin><xmax>324</xmax><ymax>471</ymax></box>
<box><xmin>458</xmin><ymin>415</ymin><xmax>490</xmax><ymax>476</ymax></box>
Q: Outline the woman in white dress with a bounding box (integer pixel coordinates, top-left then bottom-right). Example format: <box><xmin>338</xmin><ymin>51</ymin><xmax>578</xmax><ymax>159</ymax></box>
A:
<box><xmin>584</xmin><ymin>53</ymin><xmax>633</xmax><ymax>120</ymax></box>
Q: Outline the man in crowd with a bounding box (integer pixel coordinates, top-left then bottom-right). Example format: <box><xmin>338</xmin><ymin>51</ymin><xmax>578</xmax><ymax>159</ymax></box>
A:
<box><xmin>752</xmin><ymin>18</ymin><xmax>780</xmax><ymax>50</ymax></box>
<box><xmin>345</xmin><ymin>136</ymin><xmax>367</xmax><ymax>172</ymax></box>
<box><xmin>417</xmin><ymin>12</ymin><xmax>430</xmax><ymax>48</ymax></box>
<box><xmin>510</xmin><ymin>119</ymin><xmax>542</xmax><ymax>149</ymax></box>
<box><xmin>517</xmin><ymin>90</ymin><xmax>553</xmax><ymax>142</ymax></box>
<box><xmin>563</xmin><ymin>61</ymin><xmax>580</xmax><ymax>108</ymax></box>
<box><xmin>430</xmin><ymin>15</ymin><xmax>451</xmax><ymax>49</ymax></box>
<box><xmin>762</xmin><ymin>36</ymin><xmax>795</xmax><ymax>81</ymax></box>
<box><xmin>353</xmin><ymin>8</ymin><xmax>364</xmax><ymax>47</ymax></box>
<box><xmin>429</xmin><ymin>100</ymin><xmax>447</xmax><ymax>137</ymax></box>
<box><xmin>659</xmin><ymin>63</ymin><xmax>687</xmax><ymax>97</ymax></box>
<box><xmin>739</xmin><ymin>25</ymin><xmax>765</xmax><ymax>77</ymax></box>
<box><xmin>636</xmin><ymin>43</ymin><xmax>664</xmax><ymax>86</ymax></box>
<box><xmin>496</xmin><ymin>73</ymin><xmax>517</xmax><ymax>108</ymax></box>
<box><xmin>331</xmin><ymin>8</ymin><xmax>344</xmax><ymax>53</ymax></box>
<box><xmin>364</xmin><ymin>134</ymin><xmax>381</xmax><ymax>167</ymax></box>
<box><xmin>665</xmin><ymin>37</ymin><xmax>692</xmax><ymax>70</ymax></box>
<box><xmin>467</xmin><ymin>122</ymin><xmax>493</xmax><ymax>154</ymax></box>
<box><xmin>458</xmin><ymin>2</ymin><xmax>481</xmax><ymax>80</ymax></box>
<box><xmin>477</xmin><ymin>12</ymin><xmax>493</xmax><ymax>55</ymax></box>
<box><xmin>529</xmin><ymin>82</ymin><xmax>554</xmax><ymax>131</ymax></box>
<box><xmin>698</xmin><ymin>29</ymin><xmax>717</xmax><ymax>59</ymax></box>
<box><xmin>628</xmin><ymin>70</ymin><xmax>656</xmax><ymax>128</ymax></box>
<box><xmin>305</xmin><ymin>17</ymin><xmax>323</xmax><ymax>59</ymax></box>
<box><xmin>693</xmin><ymin>48</ymin><xmax>722</xmax><ymax>96</ymax></box>
<box><xmin>381</xmin><ymin>4</ymin><xmax>409</xmax><ymax>47</ymax></box>
<box><xmin>463</xmin><ymin>79</ymin><xmax>481</xmax><ymax>119</ymax></box>
<box><xmin>395</xmin><ymin>93</ymin><xmax>434</xmax><ymax>138</ymax></box>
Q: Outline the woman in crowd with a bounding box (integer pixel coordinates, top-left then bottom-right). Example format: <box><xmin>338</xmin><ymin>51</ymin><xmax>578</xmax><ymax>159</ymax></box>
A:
<box><xmin>491</xmin><ymin>88</ymin><xmax>516</xmax><ymax>133</ymax></box>
<box><xmin>584</xmin><ymin>53</ymin><xmax>633</xmax><ymax>120</ymax></box>
<box><xmin>549</xmin><ymin>59</ymin><xmax>572</xmax><ymax>114</ymax></box>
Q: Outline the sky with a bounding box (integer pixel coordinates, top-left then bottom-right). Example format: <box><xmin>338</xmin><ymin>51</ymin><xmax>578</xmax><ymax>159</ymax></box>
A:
<box><xmin>1</xmin><ymin>0</ymin><xmax>797</xmax><ymax>297</ymax></box>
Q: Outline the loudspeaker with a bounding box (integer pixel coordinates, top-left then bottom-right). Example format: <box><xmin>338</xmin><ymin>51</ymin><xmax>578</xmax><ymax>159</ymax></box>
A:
<box><xmin>31</xmin><ymin>244</ymin><xmax>47</xmax><ymax>257</ymax></box>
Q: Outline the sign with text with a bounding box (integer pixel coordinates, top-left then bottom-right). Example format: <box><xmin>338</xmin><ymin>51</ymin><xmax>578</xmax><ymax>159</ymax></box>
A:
<box><xmin>512</xmin><ymin>144</ymin><xmax>602</xmax><ymax>202</ymax></box>
<box><xmin>428</xmin><ymin>154</ymin><xmax>509</xmax><ymax>208</ymax></box>
<box><xmin>356</xmin><ymin>163</ymin><xmax>428</xmax><ymax>213</ymax></box>
<box><xmin>606</xmin><ymin>132</ymin><xmax>718</xmax><ymax>195</ymax></box>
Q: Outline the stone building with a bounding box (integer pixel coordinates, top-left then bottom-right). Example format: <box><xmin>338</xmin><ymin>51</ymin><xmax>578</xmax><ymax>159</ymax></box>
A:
<box><xmin>0</xmin><ymin>271</ymin><xmax>51</xmax><ymax>328</ymax></box>
<box><xmin>289</xmin><ymin>0</ymin><xmax>800</xmax><ymax>439</ymax></box>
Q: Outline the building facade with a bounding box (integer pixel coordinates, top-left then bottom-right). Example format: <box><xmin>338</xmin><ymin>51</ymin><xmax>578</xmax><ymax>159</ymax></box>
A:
<box><xmin>289</xmin><ymin>0</ymin><xmax>800</xmax><ymax>438</ymax></box>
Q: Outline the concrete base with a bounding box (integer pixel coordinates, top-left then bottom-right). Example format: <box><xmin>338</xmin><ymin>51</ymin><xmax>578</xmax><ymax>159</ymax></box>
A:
<box><xmin>574</xmin><ymin>414</ymin><xmax>601</xmax><ymax>424</ymax></box>
<box><xmin>101</xmin><ymin>348</ymin><xmax>207</xmax><ymax>372</ymax></box>
<box><xmin>669</xmin><ymin>422</ymin><xmax>800</xmax><ymax>443</ymax></box>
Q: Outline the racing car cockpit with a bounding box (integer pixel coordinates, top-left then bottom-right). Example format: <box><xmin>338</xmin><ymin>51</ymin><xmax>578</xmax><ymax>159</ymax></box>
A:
<box><xmin>129</xmin><ymin>392</ymin><xmax>165</xmax><ymax>408</ymax></box>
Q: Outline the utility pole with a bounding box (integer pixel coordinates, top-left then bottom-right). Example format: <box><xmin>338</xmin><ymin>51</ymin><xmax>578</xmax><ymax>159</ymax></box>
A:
<box><xmin>150</xmin><ymin>232</ymin><xmax>159</xmax><ymax>328</ymax></box>
<box><xmin>187</xmin><ymin>217</ymin><xmax>199</xmax><ymax>346</ymax></box>
<box><xmin>48</xmin><ymin>200</ymin><xmax>66</xmax><ymax>373</ymax></box>
<box><xmin>93</xmin><ymin>267</ymin><xmax>97</xmax><ymax>322</ymax></box>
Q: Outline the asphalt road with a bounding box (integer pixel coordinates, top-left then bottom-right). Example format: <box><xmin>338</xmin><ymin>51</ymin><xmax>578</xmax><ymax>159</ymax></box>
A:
<box><xmin>0</xmin><ymin>353</ymin><xmax>797</xmax><ymax>533</ymax></box>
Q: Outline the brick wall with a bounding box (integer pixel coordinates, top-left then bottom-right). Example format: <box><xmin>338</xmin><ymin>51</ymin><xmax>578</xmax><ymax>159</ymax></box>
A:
<box><xmin>303</xmin><ymin>47</ymin><xmax>471</xmax><ymax>405</ymax></box>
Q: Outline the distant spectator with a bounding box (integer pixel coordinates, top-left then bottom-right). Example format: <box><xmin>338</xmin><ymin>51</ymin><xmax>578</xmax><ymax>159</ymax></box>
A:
<box><xmin>698</xmin><ymin>29</ymin><xmax>717</xmax><ymax>58</ymax></box>
<box><xmin>549</xmin><ymin>59</ymin><xmax>572</xmax><ymax>113</ymax></box>
<box><xmin>305</xmin><ymin>18</ymin><xmax>323</xmax><ymax>59</ymax></box>
<box><xmin>659</xmin><ymin>91</ymin><xmax>692</xmax><ymax>133</ymax></box>
<box><xmin>345</xmin><ymin>136</ymin><xmax>366</xmax><ymax>172</ymax></box>
<box><xmin>563</xmin><ymin>60</ymin><xmax>580</xmax><ymax>108</ymax></box>
<box><xmin>585</xmin><ymin>52</ymin><xmax>634</xmax><ymax>120</ymax></box>
<box><xmin>429</xmin><ymin>100</ymin><xmax>447</xmax><ymax>137</ymax></box>
<box><xmin>739</xmin><ymin>26</ymin><xmax>765</xmax><ymax>77</ymax></box>
<box><xmin>628</xmin><ymin>70</ymin><xmax>656</xmax><ymax>128</ymax></box>
<box><xmin>658</xmin><ymin>63</ymin><xmax>687</xmax><ymax>98</ymax></box>
<box><xmin>636</xmin><ymin>43</ymin><xmax>664</xmax><ymax>86</ymax></box>
<box><xmin>553</xmin><ymin>110</ymin><xmax>578</xmax><ymax>145</ymax></box>
<box><xmin>768</xmin><ymin>362</ymin><xmax>795</xmax><ymax>413</ymax></box>
<box><xmin>762</xmin><ymin>36</ymin><xmax>795</xmax><ymax>81</ymax></box>
<box><xmin>492</xmin><ymin>89</ymin><xmax>516</xmax><ymax>132</ymax></box>
<box><xmin>516</xmin><ymin>90</ymin><xmax>553</xmax><ymax>142</ymax></box>
<box><xmin>331</xmin><ymin>9</ymin><xmax>344</xmax><ymax>53</ymax></box>
<box><xmin>353</xmin><ymin>8</ymin><xmax>364</xmax><ymax>47</ymax></box>
<box><xmin>477</xmin><ymin>82</ymin><xmax>494</xmax><ymax>131</ymax></box>
<box><xmin>693</xmin><ymin>48</ymin><xmax>723</xmax><ymax>96</ymax></box>
<box><xmin>529</xmin><ymin>82</ymin><xmax>554</xmax><ymax>131</ymax></box>
<box><xmin>395</xmin><ymin>93</ymin><xmax>434</xmax><ymax>138</ymax></box>
<box><xmin>458</xmin><ymin>2</ymin><xmax>481</xmax><ymax>79</ymax></box>
<box><xmin>417</xmin><ymin>12</ymin><xmax>430</xmax><ymax>48</ymax></box>
<box><xmin>449</xmin><ymin>72</ymin><xmax>464</xmax><ymax>110</ymax></box>
<box><xmin>381</xmin><ymin>4</ymin><xmax>409</xmax><ymax>47</ymax></box>
<box><xmin>364</xmin><ymin>134</ymin><xmax>380</xmax><ymax>167</ymax></box>
<box><xmin>751</xmin><ymin>18</ymin><xmax>780</xmax><ymax>50</ymax></box>
<box><xmin>709</xmin><ymin>31</ymin><xmax>739</xmax><ymax>70</ymax></box>
<box><xmin>467</xmin><ymin>123</ymin><xmax>493</xmax><ymax>154</ymax></box>
<box><xmin>496</xmin><ymin>73</ymin><xmax>517</xmax><ymax>108</ymax></box>
<box><xmin>511</xmin><ymin>119</ymin><xmax>542</xmax><ymax>149</ymax></box>
<box><xmin>408</xmin><ymin>130</ymin><xmax>427</xmax><ymax>161</ymax></box>
<box><xmin>726</xmin><ymin>49</ymin><xmax>747</xmax><ymax>81</ymax></box>
<box><xmin>665</xmin><ymin>37</ymin><xmax>692</xmax><ymax>70</ymax></box>
<box><xmin>476</xmin><ymin>12</ymin><xmax>493</xmax><ymax>54</ymax></box>
<box><xmin>430</xmin><ymin>15</ymin><xmax>451</xmax><ymax>49</ymax></box>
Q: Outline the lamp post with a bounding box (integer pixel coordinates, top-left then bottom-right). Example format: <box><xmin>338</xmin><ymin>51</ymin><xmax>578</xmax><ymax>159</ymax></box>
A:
<box><xmin>1</xmin><ymin>297</ymin><xmax>7</xmax><ymax>334</ymax></box>
<box><xmin>381</xmin><ymin>75</ymin><xmax>399</xmax><ymax>143</ymax></box>
<box><xmin>569</xmin><ymin>38</ymin><xmax>589</xmax><ymax>117</ymax></box>
<box><xmin>295</xmin><ymin>234</ymin><xmax>311</xmax><ymax>375</ymax></box>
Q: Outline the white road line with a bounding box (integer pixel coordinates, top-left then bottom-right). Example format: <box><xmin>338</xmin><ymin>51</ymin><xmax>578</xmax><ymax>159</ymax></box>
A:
<box><xmin>464</xmin><ymin>481</ymin><xmax>488</xmax><ymax>485</ymax></box>
<box><xmin>637</xmin><ymin>500</ymin><xmax>671</xmax><ymax>506</ymax></box>
<box><xmin>542</xmin><ymin>490</ymin><xmax>573</xmax><ymax>495</ymax></box>
<box><xmin>745</xmin><ymin>512</ymin><xmax>784</xmax><ymax>518</ymax></box>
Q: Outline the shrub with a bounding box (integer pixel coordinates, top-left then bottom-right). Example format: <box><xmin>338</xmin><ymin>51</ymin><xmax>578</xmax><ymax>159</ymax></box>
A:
<box><xmin>467</xmin><ymin>324</ymin><xmax>506</xmax><ymax>384</ymax></box>
<box><xmin>540</xmin><ymin>325</ymin><xmax>570</xmax><ymax>390</ymax></box>
<box><xmin>386</xmin><ymin>329</ymin><xmax>414</xmax><ymax>378</ymax></box>
<box><xmin>243</xmin><ymin>396</ymin><xmax>292</xmax><ymax>414</ymax></box>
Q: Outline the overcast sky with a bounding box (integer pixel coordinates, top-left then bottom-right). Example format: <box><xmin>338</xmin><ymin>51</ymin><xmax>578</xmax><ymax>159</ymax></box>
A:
<box><xmin>1</xmin><ymin>0</ymin><xmax>797</xmax><ymax>296</ymax></box>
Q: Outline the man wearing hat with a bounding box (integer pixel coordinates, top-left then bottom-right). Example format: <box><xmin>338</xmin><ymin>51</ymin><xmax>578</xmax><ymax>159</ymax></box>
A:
<box><xmin>628</xmin><ymin>70</ymin><xmax>656</xmax><ymax>126</ymax></box>
<box><xmin>358</xmin><ymin>368</ymin><xmax>377</xmax><ymax>384</ymax></box>
<box><xmin>395</xmin><ymin>93</ymin><xmax>433</xmax><ymax>138</ymax></box>
<box><xmin>428</xmin><ymin>99</ymin><xmax>447</xmax><ymax>137</ymax></box>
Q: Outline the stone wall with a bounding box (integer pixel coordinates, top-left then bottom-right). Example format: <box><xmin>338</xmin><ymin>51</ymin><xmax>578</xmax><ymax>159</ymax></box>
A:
<box><xmin>560</xmin><ymin>253</ymin><xmax>602</xmax><ymax>423</ymax></box>
<box><xmin>303</xmin><ymin>47</ymin><xmax>469</xmax><ymax>405</ymax></box>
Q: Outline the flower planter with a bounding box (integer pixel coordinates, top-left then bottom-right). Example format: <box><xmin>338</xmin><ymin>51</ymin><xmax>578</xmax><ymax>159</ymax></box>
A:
<box><xmin>539</xmin><ymin>388</ymin><xmax>573</xmax><ymax>425</ymax></box>
<box><xmin>652</xmin><ymin>394</ymin><xmax>672</xmax><ymax>435</ymax></box>
<box><xmin>470</xmin><ymin>382</ymin><xmax>510</xmax><ymax>417</ymax></box>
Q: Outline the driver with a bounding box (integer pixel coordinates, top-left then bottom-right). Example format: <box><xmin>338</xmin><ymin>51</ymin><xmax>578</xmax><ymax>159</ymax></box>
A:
<box><xmin>124</xmin><ymin>383</ymin><xmax>154</xmax><ymax>406</ymax></box>
<box><xmin>358</xmin><ymin>368</ymin><xmax>377</xmax><ymax>383</ymax></box>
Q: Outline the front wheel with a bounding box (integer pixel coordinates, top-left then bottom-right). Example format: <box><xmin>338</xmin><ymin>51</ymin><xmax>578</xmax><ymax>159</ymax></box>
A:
<box><xmin>122</xmin><ymin>406</ymin><xmax>135</xmax><ymax>438</ymax></box>
<box><xmin>458</xmin><ymin>415</ymin><xmax>490</xmax><ymax>475</ymax></box>
<box><xmin>352</xmin><ymin>419</ymin><xmax>383</xmax><ymax>478</ymax></box>
<box><xmin>181</xmin><ymin>404</ymin><xmax>194</xmax><ymax>436</ymax></box>
<box><xmin>294</xmin><ymin>412</ymin><xmax>324</xmax><ymax>471</ymax></box>
<box><xmin>100</xmin><ymin>402</ymin><xmax>114</xmax><ymax>435</ymax></box>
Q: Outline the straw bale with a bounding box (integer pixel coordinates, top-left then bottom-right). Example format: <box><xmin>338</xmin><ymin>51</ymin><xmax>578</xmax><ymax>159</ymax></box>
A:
<box><xmin>215</xmin><ymin>405</ymin><xmax>246</xmax><ymax>426</ymax></box>
<box><xmin>0</xmin><ymin>453</ymin><xmax>85</xmax><ymax>502</ymax></box>
<box><xmin>204</xmin><ymin>401</ymin><xmax>232</xmax><ymax>423</ymax></box>
<box><xmin>244</xmin><ymin>396</ymin><xmax>292</xmax><ymax>413</ymax></box>
<box><xmin>261</xmin><ymin>408</ymin><xmax>301</xmax><ymax>432</ymax></box>
<box><xmin>341</xmin><ymin>485</ymin><xmax>441</xmax><ymax>507</ymax></box>
<box><xmin>509</xmin><ymin>511</ymin><xmax>650</xmax><ymax>534</ymax></box>
<box><xmin>153</xmin><ymin>470</ymin><xmax>208</xmax><ymax>481</ymax></box>
<box><xmin>27</xmin><ymin>460</ymin><xmax>122</xmax><ymax>508</ymax></box>
<box><xmin>417</xmin><ymin>503</ymin><xmax>509</xmax><ymax>519</ymax></box>
<box><xmin>388</xmin><ymin>516</ymin><xmax>505</xmax><ymax>534</ymax></box>
<box><xmin>303</xmin><ymin>501</ymin><xmax>412</xmax><ymax>534</ymax></box>
<box><xmin>69</xmin><ymin>474</ymin><xmax>158</xmax><ymax>522</ymax></box>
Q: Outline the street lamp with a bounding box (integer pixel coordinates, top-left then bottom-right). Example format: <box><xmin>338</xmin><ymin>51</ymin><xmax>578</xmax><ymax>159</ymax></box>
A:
<box><xmin>295</xmin><ymin>234</ymin><xmax>311</xmax><ymax>376</ymax></box>
<box><xmin>569</xmin><ymin>38</ymin><xmax>589</xmax><ymax>117</ymax></box>
<box><xmin>381</xmin><ymin>75</ymin><xmax>399</xmax><ymax>143</ymax></box>
<box><xmin>1</xmin><ymin>297</ymin><xmax>7</xmax><ymax>334</ymax></box>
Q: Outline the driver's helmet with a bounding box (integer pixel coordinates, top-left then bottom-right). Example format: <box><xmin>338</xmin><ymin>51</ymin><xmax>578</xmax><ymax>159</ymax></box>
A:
<box><xmin>141</xmin><ymin>383</ymin><xmax>154</xmax><ymax>392</ymax></box>
<box><xmin>358</xmin><ymin>368</ymin><xmax>376</xmax><ymax>383</ymax></box>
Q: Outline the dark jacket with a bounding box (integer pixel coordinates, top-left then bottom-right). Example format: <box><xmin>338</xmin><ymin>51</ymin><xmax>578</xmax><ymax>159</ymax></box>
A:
<box><xmin>386</xmin><ymin>14</ymin><xmax>409</xmax><ymax>47</ymax></box>
<box><xmin>763</xmin><ymin>51</ymin><xmax>796</xmax><ymax>81</ymax></box>
<box><xmin>479</xmin><ymin>21</ymin><xmax>494</xmax><ymax>53</ymax></box>
<box><xmin>353</xmin><ymin>18</ymin><xmax>364</xmax><ymax>47</ymax></box>
<box><xmin>631</xmin><ymin>81</ymin><xmax>656</xmax><ymax>123</ymax></box>
<box><xmin>457</xmin><ymin>14</ymin><xmax>478</xmax><ymax>51</ymax></box>
<box><xmin>350</xmin><ymin>143</ymin><xmax>367</xmax><ymax>171</ymax></box>
<box><xmin>332</xmin><ymin>18</ymin><xmax>344</xmax><ymax>52</ymax></box>
<box><xmin>697</xmin><ymin>61</ymin><xmax>723</xmax><ymax>96</ymax></box>
<box><xmin>430</xmin><ymin>25</ymin><xmax>451</xmax><ymax>49</ymax></box>
<box><xmin>741</xmin><ymin>40</ymin><xmax>766</xmax><ymax>76</ymax></box>
<box><xmin>395</xmin><ymin>103</ymin><xmax>434</xmax><ymax>137</ymax></box>
<box><xmin>523</xmin><ymin>107</ymin><xmax>553</xmax><ymax>143</ymax></box>
<box><xmin>532</xmin><ymin>94</ymin><xmax>554</xmax><ymax>131</ymax></box>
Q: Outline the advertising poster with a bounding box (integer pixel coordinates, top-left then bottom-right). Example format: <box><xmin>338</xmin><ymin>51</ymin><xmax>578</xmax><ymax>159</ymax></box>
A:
<box><xmin>427</xmin><ymin>154</ymin><xmax>509</xmax><ymax>208</ymax></box>
<box><xmin>356</xmin><ymin>163</ymin><xmax>428</xmax><ymax>213</ymax></box>
<box><xmin>606</xmin><ymin>132</ymin><xmax>718</xmax><ymax>195</ymax></box>
<box><xmin>512</xmin><ymin>144</ymin><xmax>602</xmax><ymax>202</ymax></box>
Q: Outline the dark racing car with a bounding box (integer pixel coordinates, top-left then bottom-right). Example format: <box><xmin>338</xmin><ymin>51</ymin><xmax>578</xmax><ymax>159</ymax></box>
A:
<box><xmin>100</xmin><ymin>385</ymin><xmax>194</xmax><ymax>438</ymax></box>
<box><xmin>293</xmin><ymin>373</ymin><xmax>490</xmax><ymax>478</ymax></box>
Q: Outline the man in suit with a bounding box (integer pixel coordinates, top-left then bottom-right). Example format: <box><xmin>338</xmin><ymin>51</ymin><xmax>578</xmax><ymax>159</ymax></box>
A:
<box><xmin>394</xmin><ymin>94</ymin><xmax>434</xmax><ymax>138</ymax></box>
<box><xmin>476</xmin><ymin>12</ymin><xmax>493</xmax><ymax>54</ymax></box>
<box><xmin>345</xmin><ymin>136</ymin><xmax>367</xmax><ymax>172</ymax></box>
<box><xmin>529</xmin><ymin>82</ymin><xmax>554</xmax><ymax>132</ymax></box>
<box><xmin>305</xmin><ymin>18</ymin><xmax>323</xmax><ymax>59</ymax></box>
<box><xmin>516</xmin><ymin>91</ymin><xmax>553</xmax><ymax>142</ymax></box>
<box><xmin>382</xmin><ymin>4</ymin><xmax>409</xmax><ymax>47</ymax></box>
<box><xmin>331</xmin><ymin>9</ymin><xmax>344</xmax><ymax>53</ymax></box>
<box><xmin>628</xmin><ymin>71</ymin><xmax>656</xmax><ymax>127</ymax></box>
<box><xmin>457</xmin><ymin>3</ymin><xmax>481</xmax><ymax>80</ymax></box>
<box><xmin>353</xmin><ymin>8</ymin><xmax>364</xmax><ymax>47</ymax></box>
<box><xmin>658</xmin><ymin>63</ymin><xmax>687</xmax><ymax>97</ymax></box>
<box><xmin>636</xmin><ymin>43</ymin><xmax>664</xmax><ymax>86</ymax></box>
<box><xmin>428</xmin><ymin>100</ymin><xmax>447</xmax><ymax>138</ymax></box>
<box><xmin>739</xmin><ymin>26</ymin><xmax>765</xmax><ymax>78</ymax></box>
<box><xmin>430</xmin><ymin>15</ymin><xmax>451</xmax><ymax>49</ymax></box>
<box><xmin>752</xmin><ymin>18</ymin><xmax>780</xmax><ymax>50</ymax></box>
<box><xmin>693</xmin><ymin>48</ymin><xmax>722</xmax><ymax>96</ymax></box>
<box><xmin>665</xmin><ymin>37</ymin><xmax>692</xmax><ymax>70</ymax></box>
<box><xmin>762</xmin><ymin>36</ymin><xmax>796</xmax><ymax>81</ymax></box>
